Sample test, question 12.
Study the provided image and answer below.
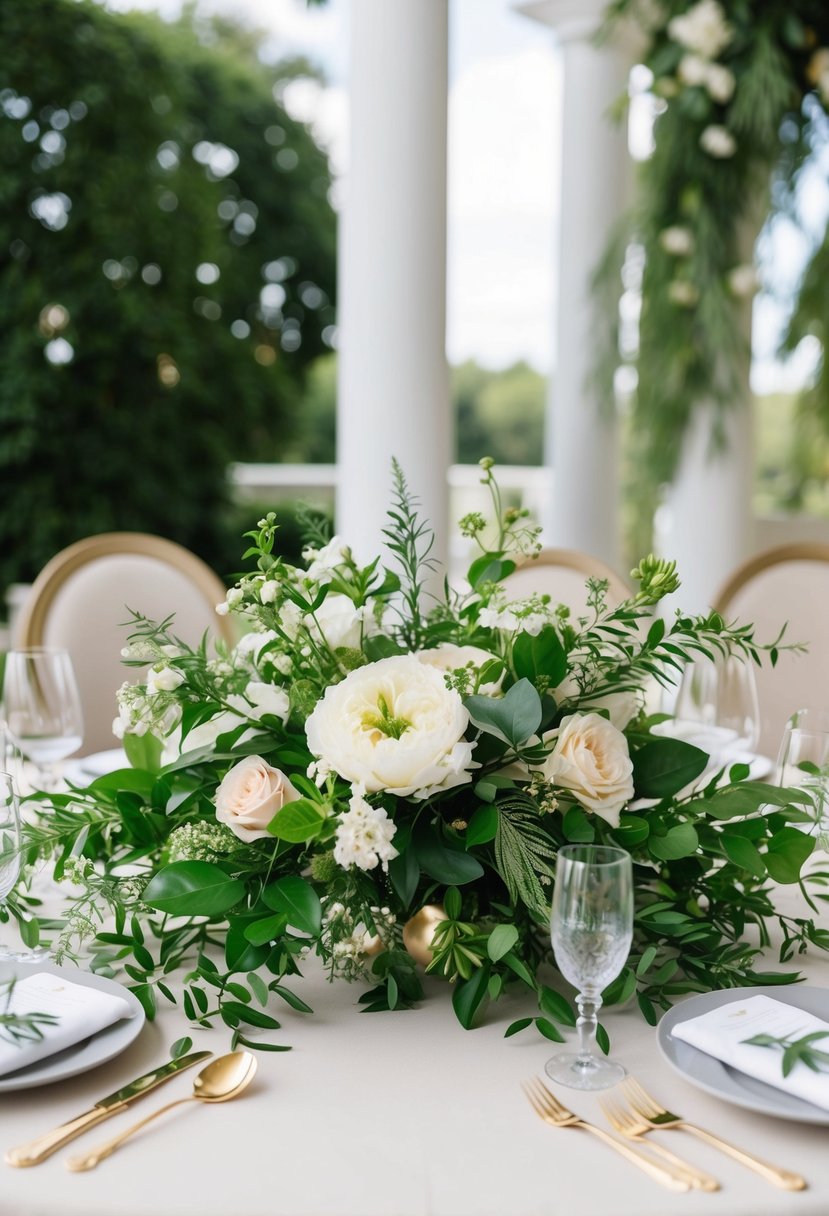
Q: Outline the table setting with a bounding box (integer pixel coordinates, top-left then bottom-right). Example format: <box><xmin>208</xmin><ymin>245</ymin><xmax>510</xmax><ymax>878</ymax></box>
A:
<box><xmin>1</xmin><ymin>462</ymin><xmax>829</xmax><ymax>1216</ymax></box>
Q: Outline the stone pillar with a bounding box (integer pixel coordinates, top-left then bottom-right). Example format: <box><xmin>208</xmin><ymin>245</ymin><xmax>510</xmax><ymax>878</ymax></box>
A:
<box><xmin>336</xmin><ymin>0</ymin><xmax>450</xmax><ymax>570</ymax></box>
<box><xmin>518</xmin><ymin>0</ymin><xmax>636</xmax><ymax>570</ymax></box>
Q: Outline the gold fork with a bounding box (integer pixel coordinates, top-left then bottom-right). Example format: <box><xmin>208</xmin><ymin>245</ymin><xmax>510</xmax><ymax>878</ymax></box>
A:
<box><xmin>622</xmin><ymin>1077</ymin><xmax>807</xmax><ymax>1192</ymax></box>
<box><xmin>522</xmin><ymin>1078</ymin><xmax>689</xmax><ymax>1192</ymax></box>
<box><xmin>599</xmin><ymin>1093</ymin><xmax>720</xmax><ymax>1192</ymax></box>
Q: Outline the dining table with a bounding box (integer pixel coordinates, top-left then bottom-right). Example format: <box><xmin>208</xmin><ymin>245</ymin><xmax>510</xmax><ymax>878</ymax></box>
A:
<box><xmin>1</xmin><ymin>875</ymin><xmax>828</xmax><ymax>1216</ymax></box>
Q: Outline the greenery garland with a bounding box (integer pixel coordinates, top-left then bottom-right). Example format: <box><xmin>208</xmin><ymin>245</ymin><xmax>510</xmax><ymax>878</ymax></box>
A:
<box><xmin>9</xmin><ymin>462</ymin><xmax>828</xmax><ymax>1052</ymax></box>
<box><xmin>600</xmin><ymin>0</ymin><xmax>829</xmax><ymax>547</ymax></box>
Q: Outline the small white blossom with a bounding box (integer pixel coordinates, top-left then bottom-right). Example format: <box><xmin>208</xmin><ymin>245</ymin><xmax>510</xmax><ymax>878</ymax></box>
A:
<box><xmin>216</xmin><ymin>601</ymin><xmax>229</xmax><ymax>616</ymax></box>
<box><xmin>260</xmin><ymin>579</ymin><xmax>279</xmax><ymax>605</ymax></box>
<box><xmin>226</xmin><ymin>587</ymin><xmax>244</xmax><ymax>608</ymax></box>
<box><xmin>677</xmin><ymin>54</ymin><xmax>710</xmax><ymax>87</ymax></box>
<box><xmin>705</xmin><ymin>63</ymin><xmax>736</xmax><ymax>103</ymax></box>
<box><xmin>146</xmin><ymin>665</ymin><xmax>185</xmax><ymax>695</ymax></box>
<box><xmin>699</xmin><ymin>124</ymin><xmax>737</xmax><ymax>158</ymax></box>
<box><xmin>668</xmin><ymin>0</ymin><xmax>733</xmax><ymax>60</ymax></box>
<box><xmin>668</xmin><ymin>280</ymin><xmax>700</xmax><ymax>307</ymax></box>
<box><xmin>659</xmin><ymin>226</ymin><xmax>695</xmax><ymax>257</ymax></box>
<box><xmin>273</xmin><ymin>653</ymin><xmax>293</xmax><ymax>675</ymax></box>
<box><xmin>727</xmin><ymin>263</ymin><xmax>759</xmax><ymax>298</ymax></box>
<box><xmin>303</xmin><ymin>535</ymin><xmax>349</xmax><ymax>584</ymax></box>
<box><xmin>333</xmin><ymin>789</ymin><xmax>399</xmax><ymax>873</ymax></box>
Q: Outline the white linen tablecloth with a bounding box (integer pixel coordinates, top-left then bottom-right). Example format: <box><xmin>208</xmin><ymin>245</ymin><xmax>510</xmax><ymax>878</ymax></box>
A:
<box><xmin>2</xmin><ymin>891</ymin><xmax>828</xmax><ymax>1216</ymax></box>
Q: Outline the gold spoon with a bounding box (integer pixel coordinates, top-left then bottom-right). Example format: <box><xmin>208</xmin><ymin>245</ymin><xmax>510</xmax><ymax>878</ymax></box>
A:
<box><xmin>65</xmin><ymin>1051</ymin><xmax>257</xmax><ymax>1172</ymax></box>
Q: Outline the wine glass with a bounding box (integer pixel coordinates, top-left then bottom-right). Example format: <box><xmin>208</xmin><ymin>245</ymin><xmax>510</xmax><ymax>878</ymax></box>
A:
<box><xmin>3</xmin><ymin>648</ymin><xmax>84</xmax><ymax>789</ymax></box>
<box><xmin>670</xmin><ymin>654</ymin><xmax>760</xmax><ymax>760</ymax></box>
<box><xmin>545</xmin><ymin>844</ymin><xmax>633</xmax><ymax>1091</ymax></box>
<box><xmin>0</xmin><ymin>771</ymin><xmax>45</xmax><ymax>961</ymax></box>
<box><xmin>776</xmin><ymin>709</ymin><xmax>829</xmax><ymax>849</ymax></box>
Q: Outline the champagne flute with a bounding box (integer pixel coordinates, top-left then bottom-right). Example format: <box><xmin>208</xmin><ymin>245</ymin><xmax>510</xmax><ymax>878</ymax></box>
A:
<box><xmin>776</xmin><ymin>709</ymin><xmax>829</xmax><ymax>849</ymax></box>
<box><xmin>3</xmin><ymin>648</ymin><xmax>84</xmax><ymax>789</ymax></box>
<box><xmin>0</xmin><ymin>771</ymin><xmax>46</xmax><ymax>961</ymax></box>
<box><xmin>546</xmin><ymin>844</ymin><xmax>633</xmax><ymax>1091</ymax></box>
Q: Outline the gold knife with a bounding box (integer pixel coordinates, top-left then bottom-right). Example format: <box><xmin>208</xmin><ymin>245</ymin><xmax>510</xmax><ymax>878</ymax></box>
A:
<box><xmin>5</xmin><ymin>1051</ymin><xmax>212</xmax><ymax>1167</ymax></box>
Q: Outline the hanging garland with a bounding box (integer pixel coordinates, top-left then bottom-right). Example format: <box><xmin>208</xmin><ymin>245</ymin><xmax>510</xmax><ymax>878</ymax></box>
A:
<box><xmin>599</xmin><ymin>0</ymin><xmax>829</xmax><ymax>529</ymax></box>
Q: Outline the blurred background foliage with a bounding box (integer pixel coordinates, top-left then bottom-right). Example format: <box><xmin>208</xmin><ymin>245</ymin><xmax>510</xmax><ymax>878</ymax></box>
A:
<box><xmin>0</xmin><ymin>0</ymin><xmax>336</xmax><ymax>589</ymax></box>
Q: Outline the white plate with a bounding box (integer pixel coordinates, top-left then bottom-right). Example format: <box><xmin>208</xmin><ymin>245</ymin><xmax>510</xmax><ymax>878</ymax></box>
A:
<box><xmin>63</xmin><ymin>749</ymin><xmax>129</xmax><ymax>785</ymax></box>
<box><xmin>657</xmin><ymin>986</ymin><xmax>829</xmax><ymax>1125</ymax></box>
<box><xmin>0</xmin><ymin>961</ymin><xmax>145</xmax><ymax>1092</ymax></box>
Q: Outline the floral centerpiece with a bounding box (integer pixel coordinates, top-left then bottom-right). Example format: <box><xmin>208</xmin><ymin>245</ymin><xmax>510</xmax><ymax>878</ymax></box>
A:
<box><xmin>18</xmin><ymin>462</ymin><xmax>828</xmax><ymax>1051</ymax></box>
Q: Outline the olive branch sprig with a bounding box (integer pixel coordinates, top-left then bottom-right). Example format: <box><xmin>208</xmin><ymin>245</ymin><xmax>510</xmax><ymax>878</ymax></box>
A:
<box><xmin>0</xmin><ymin>979</ymin><xmax>59</xmax><ymax>1047</ymax></box>
<box><xmin>743</xmin><ymin>1029</ymin><xmax>829</xmax><ymax>1077</ymax></box>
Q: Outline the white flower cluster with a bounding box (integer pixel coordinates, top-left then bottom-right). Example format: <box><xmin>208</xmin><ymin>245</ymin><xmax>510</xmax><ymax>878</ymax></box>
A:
<box><xmin>113</xmin><ymin>679</ymin><xmax>180</xmax><ymax>740</ymax></box>
<box><xmin>333</xmin><ymin>789</ymin><xmax>399</xmax><ymax>873</ymax></box>
<box><xmin>668</xmin><ymin>0</ymin><xmax>733</xmax><ymax>61</ymax></box>
<box><xmin>666</xmin><ymin>2</ymin><xmax>737</xmax><ymax>145</ymax></box>
<box><xmin>167</xmin><ymin>820</ymin><xmax>238</xmax><ymax>863</ymax></box>
<box><xmin>478</xmin><ymin>592</ymin><xmax>551</xmax><ymax>636</ymax></box>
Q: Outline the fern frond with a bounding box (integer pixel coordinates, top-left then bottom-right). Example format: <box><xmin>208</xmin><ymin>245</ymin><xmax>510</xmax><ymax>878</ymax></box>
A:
<box><xmin>494</xmin><ymin>795</ymin><xmax>555</xmax><ymax>921</ymax></box>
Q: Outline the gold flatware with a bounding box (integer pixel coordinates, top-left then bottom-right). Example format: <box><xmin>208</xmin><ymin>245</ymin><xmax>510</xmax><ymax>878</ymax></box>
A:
<box><xmin>622</xmin><ymin>1077</ymin><xmax>807</xmax><ymax>1192</ymax></box>
<box><xmin>599</xmin><ymin>1093</ymin><xmax>720</xmax><ymax>1192</ymax></box>
<box><xmin>65</xmin><ymin>1051</ymin><xmax>257</xmax><ymax>1172</ymax></box>
<box><xmin>522</xmin><ymin>1078</ymin><xmax>690</xmax><ymax>1192</ymax></box>
<box><xmin>5</xmin><ymin>1051</ymin><xmax>213</xmax><ymax>1168</ymax></box>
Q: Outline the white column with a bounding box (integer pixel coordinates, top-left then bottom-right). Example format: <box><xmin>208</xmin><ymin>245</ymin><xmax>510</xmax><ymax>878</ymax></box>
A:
<box><xmin>336</xmin><ymin>0</ymin><xmax>450</xmax><ymax>570</ymax></box>
<box><xmin>518</xmin><ymin>0</ymin><xmax>636</xmax><ymax>570</ymax></box>
<box><xmin>656</xmin><ymin>402</ymin><xmax>753</xmax><ymax>613</ymax></box>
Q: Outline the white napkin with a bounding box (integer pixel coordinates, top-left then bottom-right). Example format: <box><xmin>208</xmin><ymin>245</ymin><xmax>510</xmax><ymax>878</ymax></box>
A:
<box><xmin>0</xmin><ymin>972</ymin><xmax>133</xmax><ymax>1078</ymax></box>
<box><xmin>672</xmin><ymin>994</ymin><xmax>829</xmax><ymax>1112</ymax></box>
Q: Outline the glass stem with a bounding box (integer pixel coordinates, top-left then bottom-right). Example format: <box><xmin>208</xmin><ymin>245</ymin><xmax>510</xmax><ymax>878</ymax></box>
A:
<box><xmin>576</xmin><ymin>991</ymin><xmax>601</xmax><ymax>1064</ymax></box>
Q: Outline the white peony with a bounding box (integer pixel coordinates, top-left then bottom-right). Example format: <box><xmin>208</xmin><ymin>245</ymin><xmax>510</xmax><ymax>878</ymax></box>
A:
<box><xmin>305</xmin><ymin>654</ymin><xmax>478</xmax><ymax>799</ymax></box>
<box><xmin>668</xmin><ymin>0</ymin><xmax>733</xmax><ymax>60</ymax></box>
<box><xmin>699</xmin><ymin>124</ymin><xmax>737</xmax><ymax>158</ymax></box>
<box><xmin>417</xmin><ymin>643</ymin><xmax>504</xmax><ymax>696</ymax></box>
<box><xmin>215</xmin><ymin>755</ymin><xmax>301</xmax><ymax>842</ymax></box>
<box><xmin>306</xmin><ymin>593</ymin><xmax>364</xmax><ymax>651</ymax></box>
<box><xmin>659</xmin><ymin>226</ymin><xmax>695</xmax><ymax>256</ymax></box>
<box><xmin>542</xmin><ymin>713</ymin><xmax>634</xmax><ymax>827</ymax></box>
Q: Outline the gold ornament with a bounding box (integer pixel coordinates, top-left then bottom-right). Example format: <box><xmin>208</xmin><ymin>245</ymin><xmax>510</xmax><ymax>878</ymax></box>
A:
<box><xmin>402</xmin><ymin>904</ymin><xmax>447</xmax><ymax>967</ymax></box>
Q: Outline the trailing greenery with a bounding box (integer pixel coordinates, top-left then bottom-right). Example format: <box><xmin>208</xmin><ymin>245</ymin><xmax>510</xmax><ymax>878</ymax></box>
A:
<box><xmin>0</xmin><ymin>0</ymin><xmax>335</xmax><ymax>590</ymax></box>
<box><xmin>0</xmin><ymin>979</ymin><xmax>58</xmax><ymax>1048</ymax></box>
<box><xmin>744</xmin><ymin>1028</ymin><xmax>829</xmax><ymax>1076</ymax></box>
<box><xmin>600</xmin><ymin>0</ymin><xmax>829</xmax><ymax>546</ymax></box>
<box><xmin>14</xmin><ymin>462</ymin><xmax>829</xmax><ymax>1050</ymax></box>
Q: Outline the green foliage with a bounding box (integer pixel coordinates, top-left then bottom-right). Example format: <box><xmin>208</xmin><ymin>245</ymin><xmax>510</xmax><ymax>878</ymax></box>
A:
<box><xmin>744</xmin><ymin>1029</ymin><xmax>829</xmax><ymax>1077</ymax></box>
<box><xmin>600</xmin><ymin>1</ymin><xmax>829</xmax><ymax>551</ymax></box>
<box><xmin>0</xmin><ymin>0</ymin><xmax>335</xmax><ymax>591</ymax></box>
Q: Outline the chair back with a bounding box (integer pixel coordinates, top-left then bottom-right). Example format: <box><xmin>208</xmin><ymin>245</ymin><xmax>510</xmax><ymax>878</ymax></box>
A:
<box><xmin>714</xmin><ymin>543</ymin><xmax>829</xmax><ymax>759</ymax></box>
<box><xmin>501</xmin><ymin>548</ymin><xmax>631</xmax><ymax>615</ymax></box>
<box><xmin>15</xmin><ymin>533</ymin><xmax>234</xmax><ymax>755</ymax></box>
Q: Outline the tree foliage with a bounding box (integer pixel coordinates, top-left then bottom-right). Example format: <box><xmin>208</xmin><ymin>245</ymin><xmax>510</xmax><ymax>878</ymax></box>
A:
<box><xmin>0</xmin><ymin>0</ymin><xmax>336</xmax><ymax>590</ymax></box>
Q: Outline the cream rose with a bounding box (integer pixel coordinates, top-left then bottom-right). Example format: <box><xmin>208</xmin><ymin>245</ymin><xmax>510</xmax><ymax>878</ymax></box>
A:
<box><xmin>417</xmin><ymin>643</ymin><xmax>504</xmax><ymax>696</ymax></box>
<box><xmin>214</xmin><ymin>755</ymin><xmax>301</xmax><ymax>842</ymax></box>
<box><xmin>305</xmin><ymin>654</ymin><xmax>477</xmax><ymax>799</ymax></box>
<box><xmin>542</xmin><ymin>712</ymin><xmax>634</xmax><ymax>827</ymax></box>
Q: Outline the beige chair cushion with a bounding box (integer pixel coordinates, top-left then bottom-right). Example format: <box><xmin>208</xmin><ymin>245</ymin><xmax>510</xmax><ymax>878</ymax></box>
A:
<box><xmin>501</xmin><ymin>548</ymin><xmax>631</xmax><ymax>616</ymax></box>
<box><xmin>715</xmin><ymin>547</ymin><xmax>829</xmax><ymax>760</ymax></box>
<box><xmin>16</xmin><ymin>535</ymin><xmax>234</xmax><ymax>756</ymax></box>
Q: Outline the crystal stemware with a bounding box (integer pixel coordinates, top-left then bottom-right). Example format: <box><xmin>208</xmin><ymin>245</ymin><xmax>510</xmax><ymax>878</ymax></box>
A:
<box><xmin>3</xmin><ymin>648</ymin><xmax>84</xmax><ymax>789</ymax></box>
<box><xmin>671</xmin><ymin>654</ymin><xmax>760</xmax><ymax>760</ymax></box>
<box><xmin>545</xmin><ymin>844</ymin><xmax>633</xmax><ymax>1091</ymax></box>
